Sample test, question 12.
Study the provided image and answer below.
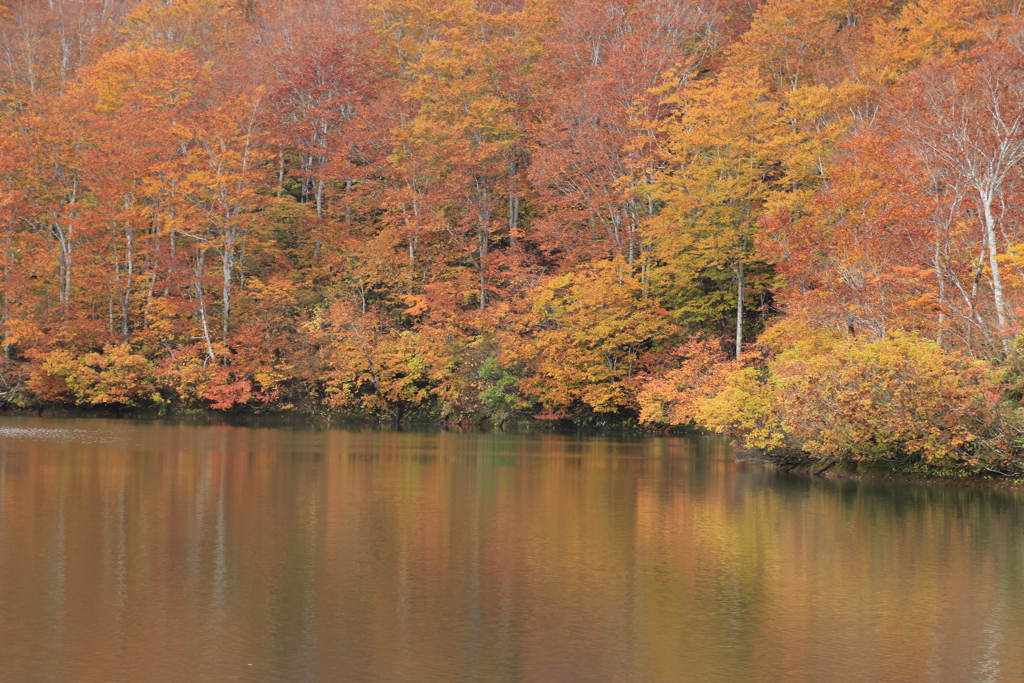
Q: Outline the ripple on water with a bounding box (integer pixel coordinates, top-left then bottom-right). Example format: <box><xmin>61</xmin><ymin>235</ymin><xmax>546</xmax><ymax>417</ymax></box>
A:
<box><xmin>0</xmin><ymin>426</ymin><xmax>128</xmax><ymax>445</ymax></box>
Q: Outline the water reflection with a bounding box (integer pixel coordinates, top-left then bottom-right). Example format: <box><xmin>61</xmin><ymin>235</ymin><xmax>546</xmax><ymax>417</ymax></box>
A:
<box><xmin>0</xmin><ymin>417</ymin><xmax>1022</xmax><ymax>682</ymax></box>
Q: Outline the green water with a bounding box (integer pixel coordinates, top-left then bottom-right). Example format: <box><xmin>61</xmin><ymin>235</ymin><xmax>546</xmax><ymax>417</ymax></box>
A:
<box><xmin>0</xmin><ymin>416</ymin><xmax>1022</xmax><ymax>682</ymax></box>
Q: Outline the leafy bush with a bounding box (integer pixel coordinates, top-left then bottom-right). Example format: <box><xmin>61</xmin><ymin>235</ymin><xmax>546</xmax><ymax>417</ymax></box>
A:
<box><xmin>643</xmin><ymin>327</ymin><xmax>1008</xmax><ymax>465</ymax></box>
<box><xmin>35</xmin><ymin>344</ymin><xmax>160</xmax><ymax>407</ymax></box>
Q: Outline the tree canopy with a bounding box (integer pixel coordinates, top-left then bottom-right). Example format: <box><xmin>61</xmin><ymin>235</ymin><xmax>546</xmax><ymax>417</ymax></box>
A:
<box><xmin>4</xmin><ymin>0</ymin><xmax>1024</xmax><ymax>465</ymax></box>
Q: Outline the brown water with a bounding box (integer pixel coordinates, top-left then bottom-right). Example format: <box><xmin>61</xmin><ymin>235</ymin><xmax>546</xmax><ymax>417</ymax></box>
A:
<box><xmin>0</xmin><ymin>417</ymin><xmax>1023</xmax><ymax>682</ymax></box>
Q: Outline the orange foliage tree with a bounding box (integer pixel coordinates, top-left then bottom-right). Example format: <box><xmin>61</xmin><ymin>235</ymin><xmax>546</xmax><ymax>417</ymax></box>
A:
<box><xmin>5</xmin><ymin>0</ymin><xmax>1024</xmax><ymax>447</ymax></box>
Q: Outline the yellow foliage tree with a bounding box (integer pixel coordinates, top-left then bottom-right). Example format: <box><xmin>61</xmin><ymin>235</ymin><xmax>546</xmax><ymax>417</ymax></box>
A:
<box><xmin>520</xmin><ymin>258</ymin><xmax>678</xmax><ymax>416</ymax></box>
<box><xmin>644</xmin><ymin>324</ymin><xmax>1007</xmax><ymax>465</ymax></box>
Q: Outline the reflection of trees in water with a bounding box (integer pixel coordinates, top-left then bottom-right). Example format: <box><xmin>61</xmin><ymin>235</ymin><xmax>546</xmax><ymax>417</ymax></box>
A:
<box><xmin>0</xmin><ymin>420</ymin><xmax>1022</xmax><ymax>681</ymax></box>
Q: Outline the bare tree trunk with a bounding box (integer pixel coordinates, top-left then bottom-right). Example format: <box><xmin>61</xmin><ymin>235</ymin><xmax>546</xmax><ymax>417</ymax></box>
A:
<box><xmin>477</xmin><ymin>183</ymin><xmax>491</xmax><ymax>310</ymax></box>
<box><xmin>934</xmin><ymin>241</ymin><xmax>944</xmax><ymax>346</ymax></box>
<box><xmin>194</xmin><ymin>251</ymin><xmax>216</xmax><ymax>362</ymax></box>
<box><xmin>479</xmin><ymin>225</ymin><xmax>488</xmax><ymax>309</ymax></box>
<box><xmin>735</xmin><ymin>258</ymin><xmax>744</xmax><ymax>360</ymax></box>
<box><xmin>277</xmin><ymin>150</ymin><xmax>285</xmax><ymax>198</ymax></box>
<box><xmin>980</xmin><ymin>190</ymin><xmax>1007</xmax><ymax>331</ymax></box>
<box><xmin>508</xmin><ymin>158</ymin><xmax>520</xmax><ymax>247</ymax></box>
<box><xmin>52</xmin><ymin>222</ymin><xmax>72</xmax><ymax>315</ymax></box>
<box><xmin>120</xmin><ymin>224</ymin><xmax>134</xmax><ymax>339</ymax></box>
<box><xmin>221</xmin><ymin>234</ymin><xmax>235</xmax><ymax>339</ymax></box>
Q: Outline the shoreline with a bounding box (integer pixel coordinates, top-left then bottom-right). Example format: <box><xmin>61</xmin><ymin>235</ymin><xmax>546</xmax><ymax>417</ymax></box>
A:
<box><xmin>4</xmin><ymin>407</ymin><xmax>1023</xmax><ymax>487</ymax></box>
<box><xmin>744</xmin><ymin>451</ymin><xmax>1024</xmax><ymax>489</ymax></box>
<box><xmin>0</xmin><ymin>404</ymin><xmax>656</xmax><ymax>436</ymax></box>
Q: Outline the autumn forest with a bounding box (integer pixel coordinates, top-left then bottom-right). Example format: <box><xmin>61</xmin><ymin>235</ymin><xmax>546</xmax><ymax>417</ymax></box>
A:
<box><xmin>3</xmin><ymin>0</ymin><xmax>1024</xmax><ymax>471</ymax></box>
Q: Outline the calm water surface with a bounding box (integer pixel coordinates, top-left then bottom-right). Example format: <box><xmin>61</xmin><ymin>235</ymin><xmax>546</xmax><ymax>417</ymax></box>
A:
<box><xmin>0</xmin><ymin>416</ymin><xmax>1023</xmax><ymax>682</ymax></box>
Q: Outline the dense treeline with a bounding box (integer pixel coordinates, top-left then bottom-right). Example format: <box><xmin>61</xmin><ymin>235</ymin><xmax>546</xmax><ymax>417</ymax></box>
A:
<box><xmin>3</xmin><ymin>0</ymin><xmax>1024</xmax><ymax>470</ymax></box>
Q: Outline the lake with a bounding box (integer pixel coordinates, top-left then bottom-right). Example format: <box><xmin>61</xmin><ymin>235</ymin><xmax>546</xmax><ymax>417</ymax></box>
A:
<box><xmin>0</xmin><ymin>416</ymin><xmax>1022</xmax><ymax>682</ymax></box>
